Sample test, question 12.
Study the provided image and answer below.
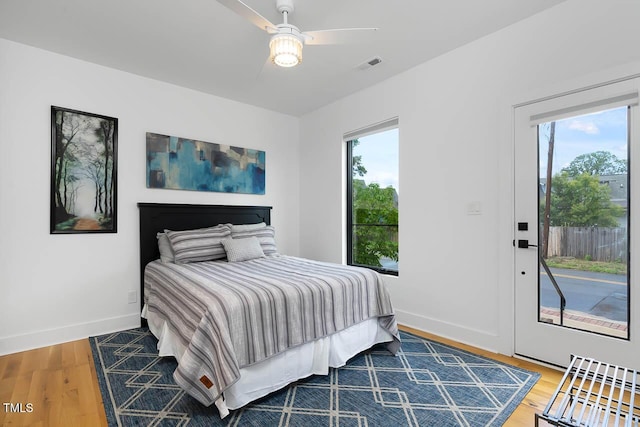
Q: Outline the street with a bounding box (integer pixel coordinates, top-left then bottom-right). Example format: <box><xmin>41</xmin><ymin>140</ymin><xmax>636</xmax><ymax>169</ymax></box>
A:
<box><xmin>540</xmin><ymin>267</ymin><xmax>628</xmax><ymax>322</ymax></box>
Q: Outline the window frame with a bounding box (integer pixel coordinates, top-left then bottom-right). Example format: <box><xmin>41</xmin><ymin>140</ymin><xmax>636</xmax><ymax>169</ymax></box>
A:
<box><xmin>345</xmin><ymin>119</ymin><xmax>399</xmax><ymax>276</ymax></box>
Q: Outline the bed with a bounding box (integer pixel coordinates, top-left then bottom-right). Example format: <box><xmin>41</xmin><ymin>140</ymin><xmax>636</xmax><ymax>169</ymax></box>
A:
<box><xmin>138</xmin><ymin>202</ymin><xmax>400</xmax><ymax>418</ymax></box>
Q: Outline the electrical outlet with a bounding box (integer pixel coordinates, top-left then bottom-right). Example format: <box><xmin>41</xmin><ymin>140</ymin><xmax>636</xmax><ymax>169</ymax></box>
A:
<box><xmin>128</xmin><ymin>290</ymin><xmax>137</xmax><ymax>304</ymax></box>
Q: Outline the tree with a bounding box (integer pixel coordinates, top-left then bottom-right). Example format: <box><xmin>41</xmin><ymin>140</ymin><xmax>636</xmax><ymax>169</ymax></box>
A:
<box><xmin>350</xmin><ymin>138</ymin><xmax>398</xmax><ymax>269</ymax></box>
<box><xmin>352</xmin><ymin>181</ymin><xmax>398</xmax><ymax>268</ymax></box>
<box><xmin>351</xmin><ymin>139</ymin><xmax>367</xmax><ymax>177</ymax></box>
<box><xmin>95</xmin><ymin>119</ymin><xmax>115</xmax><ymax>219</ymax></box>
<box><xmin>546</xmin><ymin>172</ymin><xmax>623</xmax><ymax>227</ymax></box>
<box><xmin>562</xmin><ymin>151</ymin><xmax>627</xmax><ymax>177</ymax></box>
<box><xmin>53</xmin><ymin>111</ymin><xmax>90</xmax><ymax>219</ymax></box>
<box><xmin>73</xmin><ymin>136</ymin><xmax>104</xmax><ymax>214</ymax></box>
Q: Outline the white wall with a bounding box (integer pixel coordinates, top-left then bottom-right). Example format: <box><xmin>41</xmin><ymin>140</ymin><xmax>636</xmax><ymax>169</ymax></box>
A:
<box><xmin>0</xmin><ymin>39</ymin><xmax>300</xmax><ymax>355</ymax></box>
<box><xmin>299</xmin><ymin>0</ymin><xmax>640</xmax><ymax>354</ymax></box>
<box><xmin>3</xmin><ymin>1</ymin><xmax>639</xmax><ymax>358</ymax></box>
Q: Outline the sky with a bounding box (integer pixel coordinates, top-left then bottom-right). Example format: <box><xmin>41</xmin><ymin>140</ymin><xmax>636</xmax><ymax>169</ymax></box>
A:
<box><xmin>352</xmin><ymin>106</ymin><xmax>627</xmax><ymax>193</ymax></box>
<box><xmin>539</xmin><ymin>106</ymin><xmax>628</xmax><ymax>177</ymax></box>
<box><xmin>353</xmin><ymin>128</ymin><xmax>399</xmax><ymax>192</ymax></box>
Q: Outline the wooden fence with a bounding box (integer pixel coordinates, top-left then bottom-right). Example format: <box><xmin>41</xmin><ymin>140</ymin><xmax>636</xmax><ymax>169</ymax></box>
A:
<box><xmin>546</xmin><ymin>226</ymin><xmax>627</xmax><ymax>263</ymax></box>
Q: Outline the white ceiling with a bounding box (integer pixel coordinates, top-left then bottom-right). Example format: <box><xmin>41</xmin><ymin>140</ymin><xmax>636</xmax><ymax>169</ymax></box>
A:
<box><xmin>0</xmin><ymin>0</ymin><xmax>565</xmax><ymax>116</ymax></box>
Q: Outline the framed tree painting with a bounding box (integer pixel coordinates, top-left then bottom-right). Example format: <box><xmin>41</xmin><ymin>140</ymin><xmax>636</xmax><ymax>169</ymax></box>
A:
<box><xmin>50</xmin><ymin>106</ymin><xmax>118</xmax><ymax>233</ymax></box>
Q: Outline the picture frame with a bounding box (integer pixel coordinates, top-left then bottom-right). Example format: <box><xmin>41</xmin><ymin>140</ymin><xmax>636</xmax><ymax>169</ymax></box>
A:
<box><xmin>50</xmin><ymin>106</ymin><xmax>118</xmax><ymax>234</ymax></box>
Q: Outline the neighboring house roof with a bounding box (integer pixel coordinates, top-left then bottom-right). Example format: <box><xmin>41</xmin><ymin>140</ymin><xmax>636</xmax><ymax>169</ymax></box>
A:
<box><xmin>599</xmin><ymin>174</ymin><xmax>627</xmax><ymax>209</ymax></box>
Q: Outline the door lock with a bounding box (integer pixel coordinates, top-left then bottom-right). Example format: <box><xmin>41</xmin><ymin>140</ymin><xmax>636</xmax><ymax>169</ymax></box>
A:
<box><xmin>517</xmin><ymin>239</ymin><xmax>537</xmax><ymax>249</ymax></box>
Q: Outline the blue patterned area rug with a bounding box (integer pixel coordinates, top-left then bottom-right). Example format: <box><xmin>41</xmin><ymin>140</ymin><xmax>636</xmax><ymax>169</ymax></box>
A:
<box><xmin>90</xmin><ymin>328</ymin><xmax>539</xmax><ymax>426</ymax></box>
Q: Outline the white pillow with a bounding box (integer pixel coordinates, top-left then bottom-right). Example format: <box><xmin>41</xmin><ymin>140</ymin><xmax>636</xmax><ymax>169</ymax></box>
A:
<box><xmin>221</xmin><ymin>237</ymin><xmax>265</xmax><ymax>262</ymax></box>
<box><xmin>156</xmin><ymin>232</ymin><xmax>175</xmax><ymax>263</ymax></box>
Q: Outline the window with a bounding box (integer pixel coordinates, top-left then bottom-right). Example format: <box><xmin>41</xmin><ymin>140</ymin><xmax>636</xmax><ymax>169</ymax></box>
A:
<box><xmin>345</xmin><ymin>119</ymin><xmax>399</xmax><ymax>275</ymax></box>
<box><xmin>537</xmin><ymin>106</ymin><xmax>630</xmax><ymax>337</ymax></box>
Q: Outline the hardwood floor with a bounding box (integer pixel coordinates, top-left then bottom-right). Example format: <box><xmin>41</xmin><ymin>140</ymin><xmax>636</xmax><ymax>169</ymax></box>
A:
<box><xmin>0</xmin><ymin>326</ymin><xmax>562</xmax><ymax>426</ymax></box>
<box><xmin>0</xmin><ymin>339</ymin><xmax>108</xmax><ymax>426</ymax></box>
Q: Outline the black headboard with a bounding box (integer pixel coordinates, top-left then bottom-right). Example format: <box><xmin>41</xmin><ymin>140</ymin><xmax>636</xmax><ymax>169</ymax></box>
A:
<box><xmin>137</xmin><ymin>203</ymin><xmax>272</xmax><ymax>317</ymax></box>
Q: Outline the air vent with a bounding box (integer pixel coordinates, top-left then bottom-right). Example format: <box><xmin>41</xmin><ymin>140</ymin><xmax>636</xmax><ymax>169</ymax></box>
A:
<box><xmin>356</xmin><ymin>56</ymin><xmax>382</xmax><ymax>70</ymax></box>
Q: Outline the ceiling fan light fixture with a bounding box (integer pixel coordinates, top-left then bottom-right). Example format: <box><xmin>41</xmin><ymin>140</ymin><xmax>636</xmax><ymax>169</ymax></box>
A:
<box><xmin>269</xmin><ymin>34</ymin><xmax>303</xmax><ymax>67</ymax></box>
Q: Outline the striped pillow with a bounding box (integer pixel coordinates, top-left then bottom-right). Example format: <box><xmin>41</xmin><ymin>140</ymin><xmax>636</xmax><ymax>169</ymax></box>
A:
<box><xmin>156</xmin><ymin>232</ymin><xmax>175</xmax><ymax>263</ymax></box>
<box><xmin>231</xmin><ymin>222</ymin><xmax>266</xmax><ymax>233</ymax></box>
<box><xmin>231</xmin><ymin>225</ymin><xmax>278</xmax><ymax>256</ymax></box>
<box><xmin>221</xmin><ymin>237</ymin><xmax>265</xmax><ymax>262</ymax></box>
<box><xmin>165</xmin><ymin>224</ymin><xmax>231</xmax><ymax>263</ymax></box>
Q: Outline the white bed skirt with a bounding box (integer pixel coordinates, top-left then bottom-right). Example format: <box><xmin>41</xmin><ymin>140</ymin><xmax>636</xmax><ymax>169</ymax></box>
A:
<box><xmin>142</xmin><ymin>305</ymin><xmax>394</xmax><ymax>418</ymax></box>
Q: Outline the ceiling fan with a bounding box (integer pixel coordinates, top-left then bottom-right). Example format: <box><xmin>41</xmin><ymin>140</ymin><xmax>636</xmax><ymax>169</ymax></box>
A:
<box><xmin>216</xmin><ymin>0</ymin><xmax>378</xmax><ymax>68</ymax></box>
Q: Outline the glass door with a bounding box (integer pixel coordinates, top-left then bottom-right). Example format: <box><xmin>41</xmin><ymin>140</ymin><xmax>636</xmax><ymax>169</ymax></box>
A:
<box><xmin>514</xmin><ymin>79</ymin><xmax>639</xmax><ymax>368</ymax></box>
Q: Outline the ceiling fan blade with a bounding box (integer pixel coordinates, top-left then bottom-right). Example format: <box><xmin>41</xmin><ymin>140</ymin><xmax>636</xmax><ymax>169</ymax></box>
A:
<box><xmin>256</xmin><ymin>55</ymin><xmax>276</xmax><ymax>80</ymax></box>
<box><xmin>216</xmin><ymin>0</ymin><xmax>277</xmax><ymax>32</ymax></box>
<box><xmin>303</xmin><ymin>28</ymin><xmax>379</xmax><ymax>45</ymax></box>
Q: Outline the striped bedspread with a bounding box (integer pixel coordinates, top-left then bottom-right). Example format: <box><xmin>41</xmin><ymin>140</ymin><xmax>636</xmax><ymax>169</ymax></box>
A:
<box><xmin>143</xmin><ymin>255</ymin><xmax>400</xmax><ymax>407</ymax></box>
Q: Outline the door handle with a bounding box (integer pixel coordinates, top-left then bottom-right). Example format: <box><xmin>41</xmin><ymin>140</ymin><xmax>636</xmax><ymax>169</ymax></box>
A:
<box><xmin>517</xmin><ymin>239</ymin><xmax>537</xmax><ymax>249</ymax></box>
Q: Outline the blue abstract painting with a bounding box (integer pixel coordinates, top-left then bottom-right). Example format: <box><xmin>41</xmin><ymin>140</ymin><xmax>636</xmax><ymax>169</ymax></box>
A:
<box><xmin>146</xmin><ymin>132</ymin><xmax>265</xmax><ymax>194</ymax></box>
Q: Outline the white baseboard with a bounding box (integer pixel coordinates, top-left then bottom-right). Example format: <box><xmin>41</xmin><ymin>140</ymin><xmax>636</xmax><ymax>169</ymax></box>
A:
<box><xmin>1</xmin><ymin>310</ymin><xmax>502</xmax><ymax>358</ymax></box>
<box><xmin>396</xmin><ymin>309</ymin><xmax>502</xmax><ymax>354</ymax></box>
<box><xmin>0</xmin><ymin>313</ymin><xmax>141</xmax><ymax>356</ymax></box>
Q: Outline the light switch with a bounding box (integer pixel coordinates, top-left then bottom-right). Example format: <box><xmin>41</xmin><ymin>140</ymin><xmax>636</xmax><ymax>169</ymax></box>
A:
<box><xmin>467</xmin><ymin>201</ymin><xmax>482</xmax><ymax>215</ymax></box>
